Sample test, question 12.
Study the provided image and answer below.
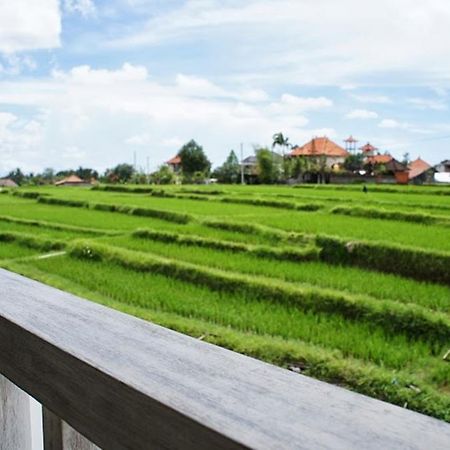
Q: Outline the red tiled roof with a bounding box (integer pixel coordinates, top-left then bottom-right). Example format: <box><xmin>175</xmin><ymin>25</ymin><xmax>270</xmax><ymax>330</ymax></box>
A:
<box><xmin>365</xmin><ymin>154</ymin><xmax>393</xmax><ymax>165</ymax></box>
<box><xmin>408</xmin><ymin>158</ymin><xmax>432</xmax><ymax>179</ymax></box>
<box><xmin>55</xmin><ymin>175</ymin><xmax>85</xmax><ymax>185</ymax></box>
<box><xmin>166</xmin><ymin>155</ymin><xmax>181</xmax><ymax>165</ymax></box>
<box><xmin>0</xmin><ymin>178</ymin><xmax>18</xmax><ymax>187</ymax></box>
<box><xmin>360</xmin><ymin>142</ymin><xmax>378</xmax><ymax>153</ymax></box>
<box><xmin>344</xmin><ymin>135</ymin><xmax>358</xmax><ymax>143</ymax></box>
<box><xmin>290</xmin><ymin>137</ymin><xmax>349</xmax><ymax>158</ymax></box>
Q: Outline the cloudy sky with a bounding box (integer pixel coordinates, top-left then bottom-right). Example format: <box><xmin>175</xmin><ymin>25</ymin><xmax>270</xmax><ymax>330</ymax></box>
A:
<box><xmin>1</xmin><ymin>0</ymin><xmax>450</xmax><ymax>174</ymax></box>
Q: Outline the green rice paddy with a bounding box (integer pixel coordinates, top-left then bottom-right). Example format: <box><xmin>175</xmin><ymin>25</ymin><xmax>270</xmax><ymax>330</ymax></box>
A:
<box><xmin>1</xmin><ymin>184</ymin><xmax>449</xmax><ymax>421</ymax></box>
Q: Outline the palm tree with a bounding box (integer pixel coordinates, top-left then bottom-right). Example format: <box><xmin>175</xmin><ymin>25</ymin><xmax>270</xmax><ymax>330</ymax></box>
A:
<box><xmin>272</xmin><ymin>132</ymin><xmax>290</xmax><ymax>156</ymax></box>
<box><xmin>272</xmin><ymin>132</ymin><xmax>291</xmax><ymax>181</ymax></box>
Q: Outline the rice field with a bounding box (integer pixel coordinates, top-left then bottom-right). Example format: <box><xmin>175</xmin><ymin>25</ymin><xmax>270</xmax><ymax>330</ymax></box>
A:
<box><xmin>1</xmin><ymin>184</ymin><xmax>449</xmax><ymax>421</ymax></box>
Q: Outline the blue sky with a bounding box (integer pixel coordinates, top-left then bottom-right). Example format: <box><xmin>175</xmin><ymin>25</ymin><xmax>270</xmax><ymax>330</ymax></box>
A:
<box><xmin>1</xmin><ymin>0</ymin><xmax>450</xmax><ymax>175</ymax></box>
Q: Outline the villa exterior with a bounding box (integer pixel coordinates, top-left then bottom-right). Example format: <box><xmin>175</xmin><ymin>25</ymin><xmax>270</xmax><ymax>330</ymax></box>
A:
<box><xmin>408</xmin><ymin>158</ymin><xmax>436</xmax><ymax>184</ymax></box>
<box><xmin>0</xmin><ymin>178</ymin><xmax>18</xmax><ymax>188</ymax></box>
<box><xmin>55</xmin><ymin>175</ymin><xmax>91</xmax><ymax>187</ymax></box>
<box><xmin>166</xmin><ymin>155</ymin><xmax>182</xmax><ymax>174</ymax></box>
<box><xmin>290</xmin><ymin>137</ymin><xmax>349</xmax><ymax>168</ymax></box>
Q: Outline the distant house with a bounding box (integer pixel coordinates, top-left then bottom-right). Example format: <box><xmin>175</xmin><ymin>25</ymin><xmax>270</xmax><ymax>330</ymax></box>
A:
<box><xmin>435</xmin><ymin>159</ymin><xmax>450</xmax><ymax>173</ymax></box>
<box><xmin>290</xmin><ymin>137</ymin><xmax>349</xmax><ymax>168</ymax></box>
<box><xmin>0</xmin><ymin>178</ymin><xmax>18</xmax><ymax>188</ymax></box>
<box><xmin>359</xmin><ymin>142</ymin><xmax>379</xmax><ymax>157</ymax></box>
<box><xmin>408</xmin><ymin>158</ymin><xmax>436</xmax><ymax>184</ymax></box>
<box><xmin>55</xmin><ymin>175</ymin><xmax>91</xmax><ymax>187</ymax></box>
<box><xmin>365</xmin><ymin>154</ymin><xmax>393</xmax><ymax>166</ymax></box>
<box><xmin>359</xmin><ymin>153</ymin><xmax>409</xmax><ymax>184</ymax></box>
<box><xmin>166</xmin><ymin>155</ymin><xmax>182</xmax><ymax>174</ymax></box>
<box><xmin>240</xmin><ymin>151</ymin><xmax>282</xmax><ymax>183</ymax></box>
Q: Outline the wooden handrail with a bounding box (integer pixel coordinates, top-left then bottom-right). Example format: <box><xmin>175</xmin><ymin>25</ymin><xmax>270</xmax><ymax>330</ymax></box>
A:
<box><xmin>0</xmin><ymin>268</ymin><xmax>449</xmax><ymax>449</ymax></box>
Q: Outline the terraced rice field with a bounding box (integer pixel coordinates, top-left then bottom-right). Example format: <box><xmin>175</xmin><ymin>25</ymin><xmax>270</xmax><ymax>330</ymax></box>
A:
<box><xmin>0</xmin><ymin>184</ymin><xmax>449</xmax><ymax>421</ymax></box>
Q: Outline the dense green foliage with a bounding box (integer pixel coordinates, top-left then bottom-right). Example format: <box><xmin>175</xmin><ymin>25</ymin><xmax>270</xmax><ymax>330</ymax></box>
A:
<box><xmin>177</xmin><ymin>139</ymin><xmax>211</xmax><ymax>178</ymax></box>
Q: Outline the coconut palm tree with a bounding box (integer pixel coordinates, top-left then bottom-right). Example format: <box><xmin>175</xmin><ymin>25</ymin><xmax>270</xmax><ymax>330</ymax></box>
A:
<box><xmin>272</xmin><ymin>132</ymin><xmax>290</xmax><ymax>156</ymax></box>
<box><xmin>272</xmin><ymin>132</ymin><xmax>291</xmax><ymax>181</ymax></box>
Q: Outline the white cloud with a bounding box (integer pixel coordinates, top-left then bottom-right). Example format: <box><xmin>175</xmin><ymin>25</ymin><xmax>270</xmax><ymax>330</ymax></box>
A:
<box><xmin>351</xmin><ymin>94</ymin><xmax>392</xmax><ymax>104</ymax></box>
<box><xmin>378</xmin><ymin>118</ymin><xmax>431</xmax><ymax>134</ymax></box>
<box><xmin>346</xmin><ymin>109</ymin><xmax>378</xmax><ymax>119</ymax></box>
<box><xmin>64</xmin><ymin>0</ymin><xmax>96</xmax><ymax>17</ymax></box>
<box><xmin>268</xmin><ymin>94</ymin><xmax>332</xmax><ymax>116</ymax></box>
<box><xmin>62</xmin><ymin>145</ymin><xmax>87</xmax><ymax>160</ymax></box>
<box><xmin>0</xmin><ymin>111</ymin><xmax>45</xmax><ymax>174</ymax></box>
<box><xmin>407</xmin><ymin>97</ymin><xmax>447</xmax><ymax>110</ymax></box>
<box><xmin>0</xmin><ymin>0</ymin><xmax>61</xmax><ymax>53</ymax></box>
<box><xmin>52</xmin><ymin>63</ymin><xmax>149</xmax><ymax>84</ymax></box>
<box><xmin>0</xmin><ymin>54</ymin><xmax>37</xmax><ymax>75</ymax></box>
<box><xmin>108</xmin><ymin>0</ymin><xmax>450</xmax><ymax>86</ymax></box>
<box><xmin>379</xmin><ymin>119</ymin><xmax>409</xmax><ymax>129</ymax></box>
<box><xmin>161</xmin><ymin>137</ymin><xmax>184</xmax><ymax>148</ymax></box>
<box><xmin>175</xmin><ymin>74</ymin><xmax>227</xmax><ymax>97</ymax></box>
<box><xmin>125</xmin><ymin>133</ymin><xmax>151</xmax><ymax>146</ymax></box>
<box><xmin>0</xmin><ymin>63</ymin><xmax>330</xmax><ymax>172</ymax></box>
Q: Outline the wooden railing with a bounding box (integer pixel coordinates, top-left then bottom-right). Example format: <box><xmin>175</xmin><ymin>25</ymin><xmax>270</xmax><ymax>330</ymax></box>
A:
<box><xmin>1</xmin><ymin>268</ymin><xmax>449</xmax><ymax>449</ymax></box>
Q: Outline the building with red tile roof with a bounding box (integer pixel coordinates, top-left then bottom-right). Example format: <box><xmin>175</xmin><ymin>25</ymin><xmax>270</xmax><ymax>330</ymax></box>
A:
<box><xmin>55</xmin><ymin>175</ymin><xmax>90</xmax><ymax>187</ymax></box>
<box><xmin>166</xmin><ymin>155</ymin><xmax>182</xmax><ymax>173</ymax></box>
<box><xmin>359</xmin><ymin>142</ymin><xmax>378</xmax><ymax>155</ymax></box>
<box><xmin>408</xmin><ymin>158</ymin><xmax>436</xmax><ymax>184</ymax></box>
<box><xmin>365</xmin><ymin>154</ymin><xmax>393</xmax><ymax>165</ymax></box>
<box><xmin>0</xmin><ymin>178</ymin><xmax>18</xmax><ymax>188</ymax></box>
<box><xmin>290</xmin><ymin>137</ymin><xmax>349</xmax><ymax>168</ymax></box>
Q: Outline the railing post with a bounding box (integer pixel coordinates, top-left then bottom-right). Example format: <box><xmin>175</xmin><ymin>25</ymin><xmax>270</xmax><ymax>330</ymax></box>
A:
<box><xmin>43</xmin><ymin>407</ymin><xmax>99</xmax><ymax>450</ymax></box>
<box><xmin>61</xmin><ymin>422</ymin><xmax>100</xmax><ymax>450</ymax></box>
<box><xmin>0</xmin><ymin>374</ymin><xmax>32</xmax><ymax>450</ymax></box>
<box><xmin>43</xmin><ymin>407</ymin><xmax>63</xmax><ymax>450</ymax></box>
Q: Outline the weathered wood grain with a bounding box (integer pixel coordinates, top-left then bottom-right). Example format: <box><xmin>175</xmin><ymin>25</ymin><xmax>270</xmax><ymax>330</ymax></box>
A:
<box><xmin>43</xmin><ymin>407</ymin><xmax>100</xmax><ymax>450</ymax></box>
<box><xmin>0</xmin><ymin>268</ymin><xmax>449</xmax><ymax>450</ymax></box>
<box><xmin>43</xmin><ymin>407</ymin><xmax>63</xmax><ymax>450</ymax></box>
<box><xmin>0</xmin><ymin>374</ymin><xmax>32</xmax><ymax>450</ymax></box>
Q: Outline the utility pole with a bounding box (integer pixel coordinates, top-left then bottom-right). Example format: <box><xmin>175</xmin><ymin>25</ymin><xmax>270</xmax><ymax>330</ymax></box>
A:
<box><xmin>146</xmin><ymin>156</ymin><xmax>150</xmax><ymax>184</ymax></box>
<box><xmin>240</xmin><ymin>142</ymin><xmax>245</xmax><ymax>185</ymax></box>
<box><xmin>133</xmin><ymin>151</ymin><xmax>137</xmax><ymax>171</ymax></box>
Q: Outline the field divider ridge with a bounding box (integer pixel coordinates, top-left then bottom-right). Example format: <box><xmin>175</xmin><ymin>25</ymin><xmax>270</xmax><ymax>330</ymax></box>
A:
<box><xmin>317</xmin><ymin>234</ymin><xmax>450</xmax><ymax>285</ymax></box>
<box><xmin>14</xmin><ymin>193</ymin><xmax>194</xmax><ymax>224</ymax></box>
<box><xmin>68</xmin><ymin>240</ymin><xmax>450</xmax><ymax>345</ymax></box>
<box><xmin>331</xmin><ymin>205</ymin><xmax>450</xmax><ymax>227</ymax></box>
<box><xmin>132</xmin><ymin>228</ymin><xmax>320</xmax><ymax>262</ymax></box>
<box><xmin>0</xmin><ymin>231</ymin><xmax>67</xmax><ymax>252</ymax></box>
<box><xmin>4</xmin><ymin>259</ymin><xmax>449</xmax><ymax>422</ymax></box>
<box><xmin>0</xmin><ymin>214</ymin><xmax>120</xmax><ymax>236</ymax></box>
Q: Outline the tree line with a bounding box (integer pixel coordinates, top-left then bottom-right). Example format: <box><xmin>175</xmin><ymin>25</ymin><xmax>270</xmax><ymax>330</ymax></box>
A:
<box><xmin>3</xmin><ymin>133</ymin><xmax>371</xmax><ymax>186</ymax></box>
